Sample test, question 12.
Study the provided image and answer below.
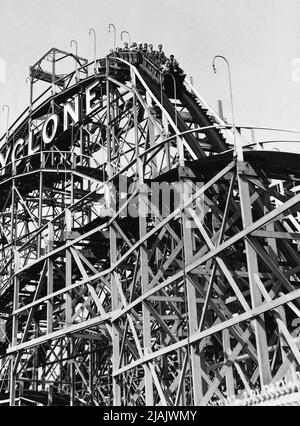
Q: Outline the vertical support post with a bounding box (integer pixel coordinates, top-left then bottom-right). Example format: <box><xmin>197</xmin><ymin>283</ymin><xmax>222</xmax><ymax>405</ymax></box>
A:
<box><xmin>29</xmin><ymin>73</ymin><xmax>33</xmax><ymax>111</ymax></box>
<box><xmin>51</xmin><ymin>50</ymin><xmax>56</xmax><ymax>111</ymax></box>
<box><xmin>110</xmin><ymin>183</ymin><xmax>120</xmax><ymax>405</ymax></box>
<box><xmin>222</xmin><ymin>329</ymin><xmax>235</xmax><ymax>397</ymax></box>
<box><xmin>139</xmin><ymin>188</ymin><xmax>153</xmax><ymax>404</ymax></box>
<box><xmin>69</xmin><ymin>338</ymin><xmax>75</xmax><ymax>406</ymax></box>
<box><xmin>65</xmin><ymin>208</ymin><xmax>75</xmax><ymax>405</ymax></box>
<box><xmin>9</xmin><ymin>180</ymin><xmax>18</xmax><ymax>406</ymax></box>
<box><xmin>18</xmin><ymin>379</ymin><xmax>24</xmax><ymax>405</ymax></box>
<box><xmin>106</xmin><ymin>59</ymin><xmax>121</xmax><ymax>405</ymax></box>
<box><xmin>180</xmin><ymin>173</ymin><xmax>204</xmax><ymax>404</ymax></box>
<box><xmin>10</xmin><ymin>182</ymin><xmax>16</xmax><ymax>275</ymax></box>
<box><xmin>10</xmin><ymin>250</ymin><xmax>20</xmax><ymax>406</ymax></box>
<box><xmin>251</xmin><ymin>129</ymin><xmax>256</xmax><ymax>145</ymax></box>
<box><xmin>47</xmin><ymin>222</ymin><xmax>54</xmax><ymax>334</ymax></box>
<box><xmin>9</xmin><ymin>358</ymin><xmax>16</xmax><ymax>406</ymax></box>
<box><xmin>89</xmin><ymin>340</ymin><xmax>93</xmax><ymax>404</ymax></box>
<box><xmin>48</xmin><ymin>384</ymin><xmax>53</xmax><ymax>406</ymax></box>
<box><xmin>37</xmin><ymin>169</ymin><xmax>43</xmax><ymax>258</ymax></box>
<box><xmin>263</xmin><ymin>195</ymin><xmax>291</xmax><ymax>377</ymax></box>
<box><xmin>218</xmin><ymin>99</ymin><xmax>224</xmax><ymax>121</ymax></box>
<box><xmin>132</xmin><ymin>69</ymin><xmax>153</xmax><ymax>405</ymax></box>
<box><xmin>59</xmin><ymin>339</ymin><xmax>64</xmax><ymax>394</ymax></box>
<box><xmin>65</xmin><ymin>209</ymin><xmax>73</xmax><ymax>324</ymax></box>
<box><xmin>33</xmin><ymin>323</ymin><xmax>38</xmax><ymax>391</ymax></box>
<box><xmin>28</xmin><ymin>73</ymin><xmax>33</xmax><ymax>172</ymax></box>
<box><xmin>237</xmin><ymin>162</ymin><xmax>272</xmax><ymax>386</ymax></box>
<box><xmin>146</xmin><ymin>92</ymin><xmax>157</xmax><ymax>176</ymax></box>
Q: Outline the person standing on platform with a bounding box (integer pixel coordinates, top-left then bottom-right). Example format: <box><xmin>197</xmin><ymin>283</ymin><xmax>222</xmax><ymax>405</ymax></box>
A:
<box><xmin>123</xmin><ymin>42</ymin><xmax>130</xmax><ymax>51</ymax></box>
<box><xmin>148</xmin><ymin>44</ymin><xmax>155</xmax><ymax>57</ymax></box>
<box><xmin>130</xmin><ymin>42</ymin><xmax>138</xmax><ymax>51</ymax></box>
<box><xmin>143</xmin><ymin>43</ymin><xmax>148</xmax><ymax>54</ymax></box>
<box><xmin>156</xmin><ymin>44</ymin><xmax>166</xmax><ymax>65</ymax></box>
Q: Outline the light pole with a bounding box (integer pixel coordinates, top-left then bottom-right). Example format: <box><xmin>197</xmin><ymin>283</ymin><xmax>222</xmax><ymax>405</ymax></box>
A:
<box><xmin>89</xmin><ymin>28</ymin><xmax>97</xmax><ymax>73</ymax></box>
<box><xmin>70</xmin><ymin>39</ymin><xmax>78</xmax><ymax>81</ymax></box>
<box><xmin>2</xmin><ymin>105</ymin><xmax>9</xmax><ymax>142</ymax></box>
<box><xmin>121</xmin><ymin>30</ymin><xmax>131</xmax><ymax>46</ymax></box>
<box><xmin>212</xmin><ymin>55</ymin><xmax>241</xmax><ymax>159</ymax></box>
<box><xmin>108</xmin><ymin>23</ymin><xmax>116</xmax><ymax>51</ymax></box>
<box><xmin>26</xmin><ymin>76</ymin><xmax>33</xmax><ymax>113</ymax></box>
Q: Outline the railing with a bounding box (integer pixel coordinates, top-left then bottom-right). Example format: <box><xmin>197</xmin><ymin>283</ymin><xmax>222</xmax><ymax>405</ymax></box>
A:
<box><xmin>210</xmin><ymin>374</ymin><xmax>300</xmax><ymax>406</ymax></box>
<box><xmin>108</xmin><ymin>51</ymin><xmax>140</xmax><ymax>65</ymax></box>
<box><xmin>0</xmin><ymin>149</ymin><xmax>103</xmax><ymax>180</ymax></box>
<box><xmin>141</xmin><ymin>55</ymin><xmax>163</xmax><ymax>80</ymax></box>
<box><xmin>108</xmin><ymin>51</ymin><xmax>163</xmax><ymax>81</ymax></box>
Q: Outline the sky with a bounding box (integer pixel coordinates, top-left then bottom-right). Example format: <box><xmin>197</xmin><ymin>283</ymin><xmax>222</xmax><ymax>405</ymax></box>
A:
<box><xmin>1</xmin><ymin>0</ymin><xmax>300</xmax><ymax>150</ymax></box>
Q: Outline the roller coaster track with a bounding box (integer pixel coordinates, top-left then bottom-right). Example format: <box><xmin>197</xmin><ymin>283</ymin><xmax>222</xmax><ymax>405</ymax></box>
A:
<box><xmin>0</xmin><ymin>49</ymin><xmax>300</xmax><ymax>406</ymax></box>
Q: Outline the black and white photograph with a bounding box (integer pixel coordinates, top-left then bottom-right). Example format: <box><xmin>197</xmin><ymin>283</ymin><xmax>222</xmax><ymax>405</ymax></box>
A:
<box><xmin>0</xmin><ymin>0</ymin><xmax>300</xmax><ymax>411</ymax></box>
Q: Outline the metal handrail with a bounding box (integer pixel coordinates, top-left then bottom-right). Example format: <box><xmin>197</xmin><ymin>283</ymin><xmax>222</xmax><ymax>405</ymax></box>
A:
<box><xmin>141</xmin><ymin>55</ymin><xmax>162</xmax><ymax>77</ymax></box>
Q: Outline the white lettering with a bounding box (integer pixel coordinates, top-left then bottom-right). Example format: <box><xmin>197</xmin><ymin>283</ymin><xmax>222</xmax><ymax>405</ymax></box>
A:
<box><xmin>12</xmin><ymin>138</ymin><xmax>24</xmax><ymax>167</ymax></box>
<box><xmin>0</xmin><ymin>147</ymin><xmax>12</xmax><ymax>175</ymax></box>
<box><xmin>103</xmin><ymin>410</ymin><xmax>138</xmax><ymax>424</ymax></box>
<box><xmin>86</xmin><ymin>80</ymin><xmax>100</xmax><ymax>115</ymax></box>
<box><xmin>42</xmin><ymin>114</ymin><xmax>59</xmax><ymax>145</ymax></box>
<box><xmin>0</xmin><ymin>80</ymin><xmax>103</xmax><ymax>173</ymax></box>
<box><xmin>64</xmin><ymin>95</ymin><xmax>79</xmax><ymax>131</ymax></box>
<box><xmin>27</xmin><ymin>129</ymin><xmax>39</xmax><ymax>156</ymax></box>
<box><xmin>190</xmin><ymin>411</ymin><xmax>197</xmax><ymax>421</ymax></box>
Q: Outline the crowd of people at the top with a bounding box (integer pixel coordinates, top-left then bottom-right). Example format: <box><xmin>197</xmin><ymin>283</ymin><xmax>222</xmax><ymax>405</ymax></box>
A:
<box><xmin>110</xmin><ymin>42</ymin><xmax>184</xmax><ymax>76</ymax></box>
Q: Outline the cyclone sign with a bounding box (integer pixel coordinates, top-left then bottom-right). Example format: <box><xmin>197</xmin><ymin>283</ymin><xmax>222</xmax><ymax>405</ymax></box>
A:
<box><xmin>0</xmin><ymin>79</ymin><xmax>100</xmax><ymax>174</ymax></box>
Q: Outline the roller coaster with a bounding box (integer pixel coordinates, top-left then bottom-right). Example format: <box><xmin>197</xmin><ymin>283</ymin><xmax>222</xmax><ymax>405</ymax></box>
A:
<box><xmin>0</xmin><ymin>45</ymin><xmax>300</xmax><ymax>406</ymax></box>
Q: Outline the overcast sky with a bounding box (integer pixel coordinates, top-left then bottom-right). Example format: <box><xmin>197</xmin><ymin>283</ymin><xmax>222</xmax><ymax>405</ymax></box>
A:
<box><xmin>1</xmin><ymin>0</ymin><xmax>300</xmax><ymax>150</ymax></box>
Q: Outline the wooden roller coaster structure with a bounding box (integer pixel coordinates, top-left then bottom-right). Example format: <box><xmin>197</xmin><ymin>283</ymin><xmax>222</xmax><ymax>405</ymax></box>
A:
<box><xmin>0</xmin><ymin>47</ymin><xmax>300</xmax><ymax>406</ymax></box>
